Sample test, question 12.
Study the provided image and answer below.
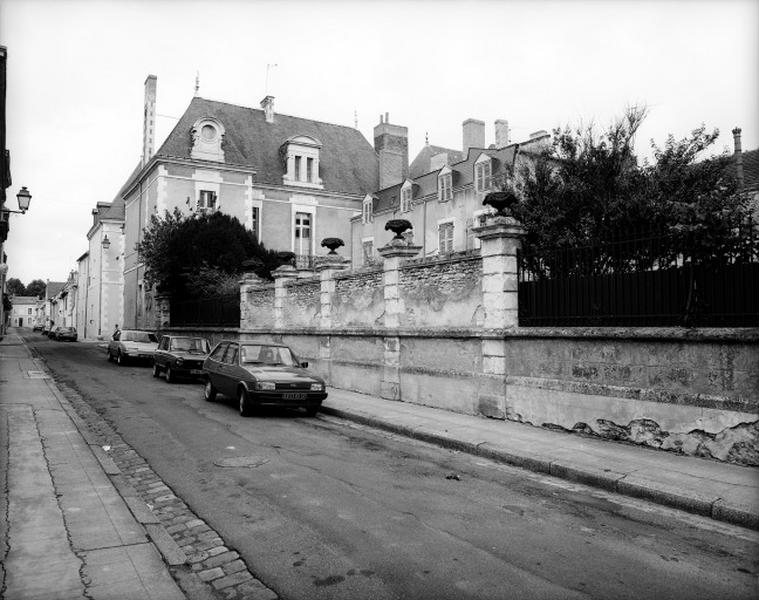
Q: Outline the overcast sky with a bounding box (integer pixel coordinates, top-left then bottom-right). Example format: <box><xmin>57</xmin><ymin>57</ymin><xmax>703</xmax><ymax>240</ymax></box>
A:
<box><xmin>1</xmin><ymin>0</ymin><xmax>757</xmax><ymax>286</ymax></box>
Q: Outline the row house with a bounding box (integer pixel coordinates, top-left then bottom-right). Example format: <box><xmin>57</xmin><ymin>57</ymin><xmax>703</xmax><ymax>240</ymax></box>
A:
<box><xmin>351</xmin><ymin>117</ymin><xmax>549</xmax><ymax>265</ymax></box>
<box><xmin>8</xmin><ymin>295</ymin><xmax>37</xmax><ymax>328</ymax></box>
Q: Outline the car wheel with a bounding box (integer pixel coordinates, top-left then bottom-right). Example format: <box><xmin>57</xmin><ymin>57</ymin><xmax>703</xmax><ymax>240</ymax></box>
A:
<box><xmin>305</xmin><ymin>404</ymin><xmax>320</xmax><ymax>417</ymax></box>
<box><xmin>238</xmin><ymin>388</ymin><xmax>252</xmax><ymax>417</ymax></box>
<box><xmin>152</xmin><ymin>362</ymin><xmax>160</xmax><ymax>378</ymax></box>
<box><xmin>116</xmin><ymin>351</ymin><xmax>125</xmax><ymax>366</ymax></box>
<box><xmin>204</xmin><ymin>380</ymin><xmax>217</xmax><ymax>402</ymax></box>
<box><xmin>165</xmin><ymin>367</ymin><xmax>174</xmax><ymax>384</ymax></box>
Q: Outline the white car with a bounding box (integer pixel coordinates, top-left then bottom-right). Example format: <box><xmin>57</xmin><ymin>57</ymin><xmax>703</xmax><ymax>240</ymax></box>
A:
<box><xmin>107</xmin><ymin>329</ymin><xmax>158</xmax><ymax>365</ymax></box>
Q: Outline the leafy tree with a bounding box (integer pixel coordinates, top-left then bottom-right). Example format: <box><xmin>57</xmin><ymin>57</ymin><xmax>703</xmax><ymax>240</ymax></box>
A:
<box><xmin>6</xmin><ymin>277</ymin><xmax>25</xmax><ymax>296</ymax></box>
<box><xmin>512</xmin><ymin>107</ymin><xmax>752</xmax><ymax>274</ymax></box>
<box><xmin>26</xmin><ymin>279</ymin><xmax>47</xmax><ymax>298</ymax></box>
<box><xmin>137</xmin><ymin>209</ymin><xmax>281</xmax><ymax>297</ymax></box>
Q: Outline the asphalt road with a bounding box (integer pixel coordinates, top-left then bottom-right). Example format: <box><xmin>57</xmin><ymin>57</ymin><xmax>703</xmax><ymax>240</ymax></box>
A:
<box><xmin>29</xmin><ymin>335</ymin><xmax>759</xmax><ymax>600</ymax></box>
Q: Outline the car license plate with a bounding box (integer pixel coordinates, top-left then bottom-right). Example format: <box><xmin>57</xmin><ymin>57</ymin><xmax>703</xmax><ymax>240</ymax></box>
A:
<box><xmin>190</xmin><ymin>369</ymin><xmax>203</xmax><ymax>375</ymax></box>
<box><xmin>283</xmin><ymin>392</ymin><xmax>306</xmax><ymax>400</ymax></box>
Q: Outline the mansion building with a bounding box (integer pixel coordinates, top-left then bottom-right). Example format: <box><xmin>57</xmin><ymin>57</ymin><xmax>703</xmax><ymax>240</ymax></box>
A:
<box><xmin>106</xmin><ymin>76</ymin><xmax>380</xmax><ymax>330</ymax></box>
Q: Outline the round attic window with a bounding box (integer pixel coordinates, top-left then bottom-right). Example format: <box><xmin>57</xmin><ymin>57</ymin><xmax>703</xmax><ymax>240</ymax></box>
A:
<box><xmin>201</xmin><ymin>124</ymin><xmax>217</xmax><ymax>141</ymax></box>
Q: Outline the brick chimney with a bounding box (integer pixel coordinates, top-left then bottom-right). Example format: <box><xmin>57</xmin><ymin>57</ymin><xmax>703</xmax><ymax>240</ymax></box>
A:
<box><xmin>494</xmin><ymin>119</ymin><xmax>510</xmax><ymax>148</ymax></box>
<box><xmin>142</xmin><ymin>75</ymin><xmax>157</xmax><ymax>167</ymax></box>
<box><xmin>733</xmin><ymin>127</ymin><xmax>744</xmax><ymax>189</ymax></box>
<box><xmin>463</xmin><ymin>119</ymin><xmax>485</xmax><ymax>156</ymax></box>
<box><xmin>261</xmin><ymin>95</ymin><xmax>275</xmax><ymax>123</ymax></box>
<box><xmin>374</xmin><ymin>113</ymin><xmax>408</xmax><ymax>190</ymax></box>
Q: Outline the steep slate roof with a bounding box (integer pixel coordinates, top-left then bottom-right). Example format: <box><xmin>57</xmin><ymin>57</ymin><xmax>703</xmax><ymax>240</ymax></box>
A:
<box><xmin>409</xmin><ymin>144</ymin><xmax>465</xmax><ymax>179</ymax></box>
<box><xmin>371</xmin><ymin>146</ymin><xmax>517</xmax><ymax>214</ymax></box>
<box><xmin>740</xmin><ymin>148</ymin><xmax>759</xmax><ymax>191</ymax></box>
<box><xmin>11</xmin><ymin>295</ymin><xmax>39</xmax><ymax>305</ymax></box>
<box><xmin>154</xmin><ymin>97</ymin><xmax>379</xmax><ymax>196</ymax></box>
<box><xmin>45</xmin><ymin>282</ymin><xmax>66</xmax><ymax>299</ymax></box>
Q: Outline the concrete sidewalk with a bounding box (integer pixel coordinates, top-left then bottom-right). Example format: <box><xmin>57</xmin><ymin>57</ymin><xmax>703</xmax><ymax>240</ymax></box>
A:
<box><xmin>0</xmin><ymin>333</ymin><xmax>185</xmax><ymax>600</ymax></box>
<box><xmin>322</xmin><ymin>387</ymin><xmax>759</xmax><ymax>530</ymax></box>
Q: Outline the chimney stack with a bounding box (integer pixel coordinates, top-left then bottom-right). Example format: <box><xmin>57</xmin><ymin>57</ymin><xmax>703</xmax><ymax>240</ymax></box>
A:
<box><xmin>374</xmin><ymin>113</ymin><xmax>408</xmax><ymax>190</ymax></box>
<box><xmin>261</xmin><ymin>96</ymin><xmax>275</xmax><ymax>123</ymax></box>
<box><xmin>462</xmin><ymin>118</ymin><xmax>485</xmax><ymax>155</ymax></box>
<box><xmin>733</xmin><ymin>127</ymin><xmax>744</xmax><ymax>190</ymax></box>
<box><xmin>142</xmin><ymin>75</ymin><xmax>157</xmax><ymax>167</ymax></box>
<box><xmin>494</xmin><ymin>119</ymin><xmax>510</xmax><ymax>148</ymax></box>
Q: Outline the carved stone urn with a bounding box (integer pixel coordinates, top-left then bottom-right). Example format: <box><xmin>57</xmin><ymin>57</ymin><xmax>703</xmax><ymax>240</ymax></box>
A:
<box><xmin>483</xmin><ymin>190</ymin><xmax>519</xmax><ymax>217</ymax></box>
<box><xmin>384</xmin><ymin>219</ymin><xmax>413</xmax><ymax>240</ymax></box>
<box><xmin>320</xmin><ymin>237</ymin><xmax>344</xmax><ymax>255</ymax></box>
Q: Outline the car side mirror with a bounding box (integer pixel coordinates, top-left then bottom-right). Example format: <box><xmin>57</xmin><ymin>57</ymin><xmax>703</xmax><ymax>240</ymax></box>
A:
<box><xmin>300</xmin><ymin>361</ymin><xmax>308</xmax><ymax>368</ymax></box>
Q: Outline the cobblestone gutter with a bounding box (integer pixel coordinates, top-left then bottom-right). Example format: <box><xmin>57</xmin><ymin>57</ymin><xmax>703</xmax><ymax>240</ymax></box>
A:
<box><xmin>48</xmin><ymin>373</ymin><xmax>278</xmax><ymax>600</ymax></box>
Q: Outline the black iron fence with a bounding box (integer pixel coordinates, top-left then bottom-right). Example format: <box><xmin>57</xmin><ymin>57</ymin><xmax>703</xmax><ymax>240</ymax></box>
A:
<box><xmin>170</xmin><ymin>294</ymin><xmax>240</xmax><ymax>327</ymax></box>
<box><xmin>518</xmin><ymin>221</ymin><xmax>759</xmax><ymax>327</ymax></box>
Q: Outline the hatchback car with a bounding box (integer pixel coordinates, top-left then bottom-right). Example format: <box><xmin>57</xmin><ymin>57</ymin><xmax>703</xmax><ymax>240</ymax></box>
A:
<box><xmin>108</xmin><ymin>329</ymin><xmax>158</xmax><ymax>365</ymax></box>
<box><xmin>51</xmin><ymin>326</ymin><xmax>78</xmax><ymax>341</ymax></box>
<box><xmin>202</xmin><ymin>341</ymin><xmax>327</xmax><ymax>417</ymax></box>
<box><xmin>153</xmin><ymin>335</ymin><xmax>211</xmax><ymax>383</ymax></box>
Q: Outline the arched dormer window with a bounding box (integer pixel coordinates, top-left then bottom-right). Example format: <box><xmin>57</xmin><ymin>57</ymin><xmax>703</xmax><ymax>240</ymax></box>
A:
<box><xmin>190</xmin><ymin>117</ymin><xmax>225</xmax><ymax>162</ymax></box>
<box><xmin>282</xmin><ymin>135</ymin><xmax>324</xmax><ymax>189</ymax></box>
<box><xmin>400</xmin><ymin>180</ymin><xmax>414</xmax><ymax>213</ymax></box>
<box><xmin>474</xmin><ymin>153</ymin><xmax>493</xmax><ymax>192</ymax></box>
<box><xmin>362</xmin><ymin>194</ymin><xmax>374</xmax><ymax>224</ymax></box>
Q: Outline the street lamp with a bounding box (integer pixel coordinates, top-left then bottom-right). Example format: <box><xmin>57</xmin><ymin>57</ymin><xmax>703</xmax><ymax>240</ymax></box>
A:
<box><xmin>15</xmin><ymin>186</ymin><xmax>31</xmax><ymax>213</ymax></box>
<box><xmin>101</xmin><ymin>234</ymin><xmax>111</xmax><ymax>249</ymax></box>
<box><xmin>3</xmin><ymin>186</ymin><xmax>32</xmax><ymax>214</ymax></box>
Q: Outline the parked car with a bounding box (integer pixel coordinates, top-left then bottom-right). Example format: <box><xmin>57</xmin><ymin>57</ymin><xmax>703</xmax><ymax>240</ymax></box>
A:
<box><xmin>107</xmin><ymin>329</ymin><xmax>158</xmax><ymax>365</ymax></box>
<box><xmin>42</xmin><ymin>324</ymin><xmax>52</xmax><ymax>336</ymax></box>
<box><xmin>152</xmin><ymin>335</ymin><xmax>211</xmax><ymax>383</ymax></box>
<box><xmin>32</xmin><ymin>323</ymin><xmax>43</xmax><ymax>332</ymax></box>
<box><xmin>51</xmin><ymin>326</ymin><xmax>78</xmax><ymax>341</ymax></box>
<box><xmin>202</xmin><ymin>341</ymin><xmax>327</xmax><ymax>417</ymax></box>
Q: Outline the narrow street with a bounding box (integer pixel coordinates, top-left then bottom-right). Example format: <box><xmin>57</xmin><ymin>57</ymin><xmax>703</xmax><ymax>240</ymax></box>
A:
<box><xmin>28</xmin><ymin>335</ymin><xmax>759</xmax><ymax>600</ymax></box>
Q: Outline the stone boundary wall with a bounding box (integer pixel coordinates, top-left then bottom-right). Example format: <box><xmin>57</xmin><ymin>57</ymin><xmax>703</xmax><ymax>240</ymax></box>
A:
<box><xmin>165</xmin><ymin>218</ymin><xmax>759</xmax><ymax>466</ymax></box>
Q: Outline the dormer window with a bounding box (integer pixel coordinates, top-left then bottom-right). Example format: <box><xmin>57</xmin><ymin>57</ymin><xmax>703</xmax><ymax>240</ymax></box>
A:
<box><xmin>438</xmin><ymin>167</ymin><xmax>453</xmax><ymax>202</ymax></box>
<box><xmin>400</xmin><ymin>181</ymin><xmax>413</xmax><ymax>213</ymax></box>
<box><xmin>282</xmin><ymin>135</ymin><xmax>323</xmax><ymax>189</ymax></box>
<box><xmin>362</xmin><ymin>195</ymin><xmax>374</xmax><ymax>224</ymax></box>
<box><xmin>190</xmin><ymin>117</ymin><xmax>225</xmax><ymax>162</ymax></box>
<box><xmin>475</xmin><ymin>154</ymin><xmax>493</xmax><ymax>192</ymax></box>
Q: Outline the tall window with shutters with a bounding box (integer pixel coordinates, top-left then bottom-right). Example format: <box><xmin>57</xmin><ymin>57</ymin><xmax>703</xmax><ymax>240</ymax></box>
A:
<box><xmin>438</xmin><ymin>222</ymin><xmax>454</xmax><ymax>254</ymax></box>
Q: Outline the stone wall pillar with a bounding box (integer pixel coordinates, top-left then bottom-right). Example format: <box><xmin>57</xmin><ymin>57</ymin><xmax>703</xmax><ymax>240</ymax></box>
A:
<box><xmin>378</xmin><ymin>239</ymin><xmax>422</xmax><ymax>400</ymax></box>
<box><xmin>472</xmin><ymin>215</ymin><xmax>524</xmax><ymax>418</ymax></box>
<box><xmin>473</xmin><ymin>215</ymin><xmax>525</xmax><ymax>333</ymax></box>
<box><xmin>154</xmin><ymin>294</ymin><xmax>171</xmax><ymax>330</ymax></box>
<box><xmin>315</xmin><ymin>255</ymin><xmax>349</xmax><ymax>380</ymax></box>
<box><xmin>272</xmin><ymin>264</ymin><xmax>298</xmax><ymax>329</ymax></box>
<box><xmin>239</xmin><ymin>273</ymin><xmax>265</xmax><ymax>329</ymax></box>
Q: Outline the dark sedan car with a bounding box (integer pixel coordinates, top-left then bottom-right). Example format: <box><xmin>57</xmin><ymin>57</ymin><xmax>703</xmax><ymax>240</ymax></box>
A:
<box><xmin>51</xmin><ymin>326</ymin><xmax>78</xmax><ymax>341</ymax></box>
<box><xmin>152</xmin><ymin>335</ymin><xmax>211</xmax><ymax>383</ymax></box>
<box><xmin>202</xmin><ymin>341</ymin><xmax>327</xmax><ymax>417</ymax></box>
